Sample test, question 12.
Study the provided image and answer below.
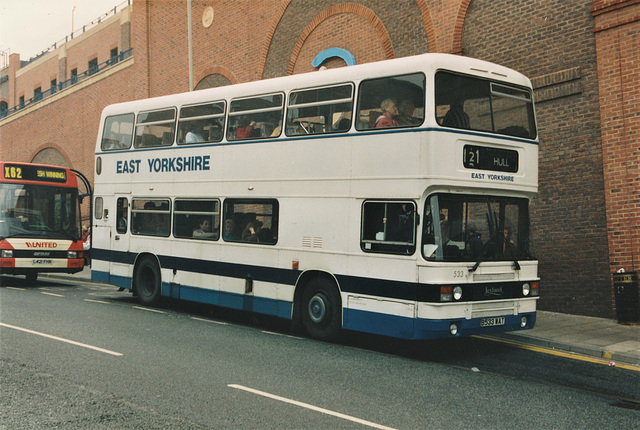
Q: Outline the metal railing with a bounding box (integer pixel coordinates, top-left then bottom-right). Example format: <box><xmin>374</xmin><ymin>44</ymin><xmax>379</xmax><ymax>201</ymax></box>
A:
<box><xmin>0</xmin><ymin>48</ymin><xmax>132</xmax><ymax>119</ymax></box>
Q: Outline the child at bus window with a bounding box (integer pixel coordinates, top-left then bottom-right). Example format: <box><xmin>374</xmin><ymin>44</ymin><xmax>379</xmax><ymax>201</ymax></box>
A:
<box><xmin>375</xmin><ymin>99</ymin><xmax>399</xmax><ymax>128</ymax></box>
<box><xmin>223</xmin><ymin>219</ymin><xmax>240</xmax><ymax>241</ymax></box>
<box><xmin>193</xmin><ymin>218</ymin><xmax>216</xmax><ymax>238</ymax></box>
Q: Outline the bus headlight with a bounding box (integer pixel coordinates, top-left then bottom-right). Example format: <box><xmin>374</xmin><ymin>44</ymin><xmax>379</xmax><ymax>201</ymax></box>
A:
<box><xmin>453</xmin><ymin>286</ymin><xmax>463</xmax><ymax>301</ymax></box>
<box><xmin>522</xmin><ymin>283</ymin><xmax>530</xmax><ymax>296</ymax></box>
<box><xmin>1</xmin><ymin>250</ymin><xmax>13</xmax><ymax>258</ymax></box>
<box><xmin>521</xmin><ymin>316</ymin><xmax>528</xmax><ymax>328</ymax></box>
<box><xmin>67</xmin><ymin>251</ymin><xmax>78</xmax><ymax>259</ymax></box>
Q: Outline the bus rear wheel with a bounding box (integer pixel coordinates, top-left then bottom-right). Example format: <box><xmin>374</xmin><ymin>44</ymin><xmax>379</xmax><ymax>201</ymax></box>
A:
<box><xmin>301</xmin><ymin>278</ymin><xmax>341</xmax><ymax>341</ymax></box>
<box><xmin>135</xmin><ymin>256</ymin><xmax>162</xmax><ymax>306</ymax></box>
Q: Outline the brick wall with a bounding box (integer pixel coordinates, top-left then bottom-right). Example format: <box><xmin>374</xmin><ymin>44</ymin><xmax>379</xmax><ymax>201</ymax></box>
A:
<box><xmin>463</xmin><ymin>0</ymin><xmax>613</xmax><ymax>317</ymax></box>
<box><xmin>592</xmin><ymin>0</ymin><xmax>640</xmax><ymax>318</ymax></box>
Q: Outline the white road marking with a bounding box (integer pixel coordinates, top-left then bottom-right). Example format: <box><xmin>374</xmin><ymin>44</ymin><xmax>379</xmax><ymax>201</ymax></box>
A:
<box><xmin>132</xmin><ymin>306</ymin><xmax>166</xmax><ymax>314</ymax></box>
<box><xmin>5</xmin><ymin>287</ymin><xmax>25</xmax><ymax>291</ymax></box>
<box><xmin>40</xmin><ymin>291</ymin><xmax>64</xmax><ymax>297</ymax></box>
<box><xmin>190</xmin><ymin>317</ymin><xmax>228</xmax><ymax>325</ymax></box>
<box><xmin>228</xmin><ymin>384</ymin><xmax>398</xmax><ymax>430</ymax></box>
<box><xmin>84</xmin><ymin>299</ymin><xmax>111</xmax><ymax>305</ymax></box>
<box><xmin>0</xmin><ymin>322</ymin><xmax>123</xmax><ymax>357</ymax></box>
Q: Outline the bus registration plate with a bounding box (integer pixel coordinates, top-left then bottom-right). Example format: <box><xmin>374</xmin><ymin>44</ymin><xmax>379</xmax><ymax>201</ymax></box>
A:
<box><xmin>480</xmin><ymin>317</ymin><xmax>505</xmax><ymax>327</ymax></box>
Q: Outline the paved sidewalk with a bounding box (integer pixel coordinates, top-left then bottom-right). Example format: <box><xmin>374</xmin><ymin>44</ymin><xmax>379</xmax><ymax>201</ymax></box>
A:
<box><xmin>45</xmin><ymin>269</ymin><xmax>640</xmax><ymax>366</ymax></box>
<box><xmin>491</xmin><ymin>310</ymin><xmax>640</xmax><ymax>367</ymax></box>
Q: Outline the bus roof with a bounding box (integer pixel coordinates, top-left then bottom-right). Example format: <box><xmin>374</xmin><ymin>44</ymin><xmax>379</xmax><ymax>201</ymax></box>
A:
<box><xmin>99</xmin><ymin>53</ymin><xmax>532</xmax><ymax>118</ymax></box>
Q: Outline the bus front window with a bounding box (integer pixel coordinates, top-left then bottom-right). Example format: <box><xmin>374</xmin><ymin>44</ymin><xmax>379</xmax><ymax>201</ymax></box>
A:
<box><xmin>0</xmin><ymin>184</ymin><xmax>81</xmax><ymax>239</ymax></box>
<box><xmin>422</xmin><ymin>194</ymin><xmax>533</xmax><ymax>262</ymax></box>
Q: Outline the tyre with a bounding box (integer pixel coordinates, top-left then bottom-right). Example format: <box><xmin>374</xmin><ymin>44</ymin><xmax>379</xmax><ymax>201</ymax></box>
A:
<box><xmin>135</xmin><ymin>256</ymin><xmax>162</xmax><ymax>306</ymax></box>
<box><xmin>301</xmin><ymin>277</ymin><xmax>341</xmax><ymax>341</ymax></box>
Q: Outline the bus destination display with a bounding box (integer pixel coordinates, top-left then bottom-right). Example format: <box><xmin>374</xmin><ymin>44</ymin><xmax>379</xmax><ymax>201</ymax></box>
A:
<box><xmin>463</xmin><ymin>145</ymin><xmax>518</xmax><ymax>173</ymax></box>
<box><xmin>3</xmin><ymin>164</ymin><xmax>67</xmax><ymax>183</ymax></box>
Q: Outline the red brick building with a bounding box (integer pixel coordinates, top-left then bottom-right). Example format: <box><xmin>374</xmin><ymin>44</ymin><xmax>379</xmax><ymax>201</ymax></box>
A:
<box><xmin>0</xmin><ymin>0</ymin><xmax>638</xmax><ymax>319</ymax></box>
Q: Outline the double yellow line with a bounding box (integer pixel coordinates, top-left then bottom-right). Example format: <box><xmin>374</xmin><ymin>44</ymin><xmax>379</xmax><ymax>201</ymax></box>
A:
<box><xmin>477</xmin><ymin>335</ymin><xmax>640</xmax><ymax>372</ymax></box>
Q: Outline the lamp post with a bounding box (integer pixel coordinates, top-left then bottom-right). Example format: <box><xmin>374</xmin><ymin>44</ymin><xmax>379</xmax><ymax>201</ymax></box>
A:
<box><xmin>71</xmin><ymin>6</ymin><xmax>77</xmax><ymax>38</ymax></box>
<box><xmin>187</xmin><ymin>0</ymin><xmax>193</xmax><ymax>91</ymax></box>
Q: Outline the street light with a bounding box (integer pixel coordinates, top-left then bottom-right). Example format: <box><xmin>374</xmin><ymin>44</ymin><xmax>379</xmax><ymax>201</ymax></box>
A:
<box><xmin>71</xmin><ymin>6</ymin><xmax>77</xmax><ymax>38</ymax></box>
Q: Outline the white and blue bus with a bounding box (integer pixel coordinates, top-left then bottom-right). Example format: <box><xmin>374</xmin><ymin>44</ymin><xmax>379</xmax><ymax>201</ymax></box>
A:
<box><xmin>92</xmin><ymin>53</ymin><xmax>539</xmax><ymax>340</ymax></box>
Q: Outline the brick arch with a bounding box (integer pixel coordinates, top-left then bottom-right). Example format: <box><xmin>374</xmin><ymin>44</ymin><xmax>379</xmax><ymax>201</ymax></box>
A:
<box><xmin>195</xmin><ymin>65</ymin><xmax>239</xmax><ymax>89</ymax></box>
<box><xmin>258</xmin><ymin>0</ymin><xmax>293</xmax><ymax>79</ymax></box>
<box><xmin>286</xmin><ymin>3</ymin><xmax>394</xmax><ymax>75</ymax></box>
<box><xmin>30</xmin><ymin>145</ymin><xmax>72</xmax><ymax>169</ymax></box>
<box><xmin>451</xmin><ymin>0</ymin><xmax>472</xmax><ymax>55</ymax></box>
<box><xmin>414</xmin><ymin>0</ymin><xmax>436</xmax><ymax>53</ymax></box>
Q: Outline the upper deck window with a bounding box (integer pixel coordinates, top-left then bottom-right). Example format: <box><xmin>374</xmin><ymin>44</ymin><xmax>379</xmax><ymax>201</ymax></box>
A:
<box><xmin>435</xmin><ymin>71</ymin><xmax>536</xmax><ymax>139</ymax></box>
<box><xmin>102</xmin><ymin>114</ymin><xmax>134</xmax><ymax>151</ymax></box>
<box><xmin>177</xmin><ymin>102</ymin><xmax>225</xmax><ymax>144</ymax></box>
<box><xmin>286</xmin><ymin>84</ymin><xmax>353</xmax><ymax>135</ymax></box>
<box><xmin>356</xmin><ymin>73</ymin><xmax>425</xmax><ymax>130</ymax></box>
<box><xmin>134</xmin><ymin>108</ymin><xmax>176</xmax><ymax>148</ymax></box>
<box><xmin>227</xmin><ymin>94</ymin><xmax>283</xmax><ymax>141</ymax></box>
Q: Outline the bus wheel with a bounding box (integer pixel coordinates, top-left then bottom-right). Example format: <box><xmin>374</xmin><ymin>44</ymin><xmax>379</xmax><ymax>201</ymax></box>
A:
<box><xmin>301</xmin><ymin>278</ymin><xmax>341</xmax><ymax>341</ymax></box>
<box><xmin>135</xmin><ymin>257</ymin><xmax>162</xmax><ymax>306</ymax></box>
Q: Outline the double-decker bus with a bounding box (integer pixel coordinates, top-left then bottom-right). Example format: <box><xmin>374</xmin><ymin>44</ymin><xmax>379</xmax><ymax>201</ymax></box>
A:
<box><xmin>92</xmin><ymin>53</ymin><xmax>539</xmax><ymax>340</ymax></box>
<box><xmin>0</xmin><ymin>162</ymin><xmax>87</xmax><ymax>280</ymax></box>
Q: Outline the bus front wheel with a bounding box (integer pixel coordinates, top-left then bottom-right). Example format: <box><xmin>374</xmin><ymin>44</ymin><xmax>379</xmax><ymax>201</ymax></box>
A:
<box><xmin>135</xmin><ymin>257</ymin><xmax>162</xmax><ymax>306</ymax></box>
<box><xmin>301</xmin><ymin>278</ymin><xmax>341</xmax><ymax>341</ymax></box>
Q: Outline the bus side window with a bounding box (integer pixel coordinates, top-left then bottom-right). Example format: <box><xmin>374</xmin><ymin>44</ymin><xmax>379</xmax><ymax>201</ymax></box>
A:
<box><xmin>227</xmin><ymin>94</ymin><xmax>283</xmax><ymax>141</ymax></box>
<box><xmin>177</xmin><ymin>102</ymin><xmax>226</xmax><ymax>145</ymax></box>
<box><xmin>131</xmin><ymin>199</ymin><xmax>171</xmax><ymax>237</ymax></box>
<box><xmin>116</xmin><ymin>197</ymin><xmax>128</xmax><ymax>234</ymax></box>
<box><xmin>286</xmin><ymin>84</ymin><xmax>353</xmax><ymax>136</ymax></box>
<box><xmin>101</xmin><ymin>114</ymin><xmax>134</xmax><ymax>150</ymax></box>
<box><xmin>223</xmin><ymin>199</ymin><xmax>278</xmax><ymax>244</ymax></box>
<box><xmin>356</xmin><ymin>73</ymin><xmax>425</xmax><ymax>131</ymax></box>
<box><xmin>173</xmin><ymin>199</ymin><xmax>220</xmax><ymax>240</ymax></box>
<box><xmin>134</xmin><ymin>108</ymin><xmax>176</xmax><ymax>148</ymax></box>
<box><xmin>361</xmin><ymin>200</ymin><xmax>416</xmax><ymax>255</ymax></box>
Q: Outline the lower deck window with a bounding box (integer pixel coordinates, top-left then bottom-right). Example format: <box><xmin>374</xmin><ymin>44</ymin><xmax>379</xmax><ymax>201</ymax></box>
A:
<box><xmin>173</xmin><ymin>199</ymin><xmax>220</xmax><ymax>240</ymax></box>
<box><xmin>361</xmin><ymin>201</ymin><xmax>416</xmax><ymax>255</ymax></box>
<box><xmin>223</xmin><ymin>199</ymin><xmax>278</xmax><ymax>244</ymax></box>
<box><xmin>131</xmin><ymin>199</ymin><xmax>171</xmax><ymax>237</ymax></box>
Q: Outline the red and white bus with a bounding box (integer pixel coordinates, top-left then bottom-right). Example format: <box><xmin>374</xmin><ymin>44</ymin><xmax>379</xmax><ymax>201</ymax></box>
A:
<box><xmin>0</xmin><ymin>162</ymin><xmax>87</xmax><ymax>281</ymax></box>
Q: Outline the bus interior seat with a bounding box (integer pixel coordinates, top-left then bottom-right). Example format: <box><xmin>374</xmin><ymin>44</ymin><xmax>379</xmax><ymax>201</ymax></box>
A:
<box><xmin>162</xmin><ymin>131</ymin><xmax>174</xmax><ymax>145</ymax></box>
<box><xmin>369</xmin><ymin>111</ymin><xmax>382</xmax><ymax>128</ymax></box>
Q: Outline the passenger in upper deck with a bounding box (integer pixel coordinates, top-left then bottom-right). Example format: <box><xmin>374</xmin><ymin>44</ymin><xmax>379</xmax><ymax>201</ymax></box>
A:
<box><xmin>442</xmin><ymin>102</ymin><xmax>470</xmax><ymax>129</ymax></box>
<box><xmin>375</xmin><ymin>99</ymin><xmax>399</xmax><ymax>128</ymax></box>
<box><xmin>396</xmin><ymin>100</ymin><xmax>421</xmax><ymax>126</ymax></box>
<box><xmin>236</xmin><ymin>118</ymin><xmax>260</xmax><ymax>138</ymax></box>
<box><xmin>185</xmin><ymin>123</ymin><xmax>205</xmax><ymax>143</ymax></box>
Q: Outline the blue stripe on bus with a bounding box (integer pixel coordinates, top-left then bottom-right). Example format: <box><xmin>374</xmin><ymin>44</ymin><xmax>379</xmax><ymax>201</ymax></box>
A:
<box><xmin>344</xmin><ymin>308</ymin><xmax>537</xmax><ymax>340</ymax></box>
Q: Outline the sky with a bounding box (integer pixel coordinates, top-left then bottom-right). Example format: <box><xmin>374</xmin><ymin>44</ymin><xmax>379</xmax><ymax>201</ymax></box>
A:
<box><xmin>0</xmin><ymin>0</ymin><xmax>122</xmax><ymax>61</ymax></box>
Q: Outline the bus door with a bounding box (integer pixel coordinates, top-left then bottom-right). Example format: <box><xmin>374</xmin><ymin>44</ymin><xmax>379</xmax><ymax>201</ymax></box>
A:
<box><xmin>109</xmin><ymin>195</ymin><xmax>131</xmax><ymax>287</ymax></box>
